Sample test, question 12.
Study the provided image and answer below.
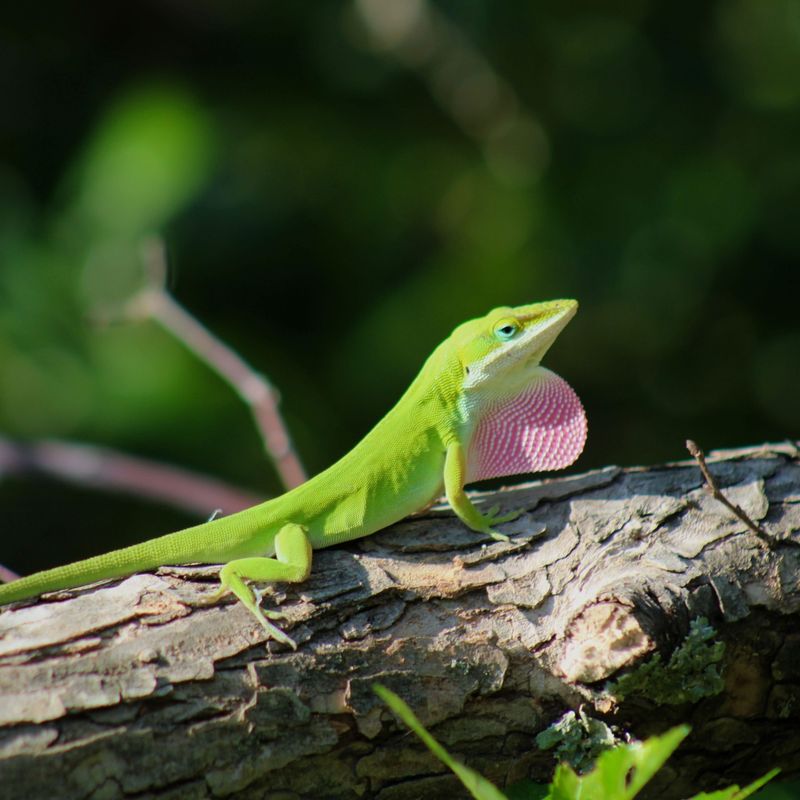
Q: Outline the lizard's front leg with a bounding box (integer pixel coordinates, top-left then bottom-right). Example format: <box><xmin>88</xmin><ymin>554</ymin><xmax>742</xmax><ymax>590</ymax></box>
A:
<box><xmin>443</xmin><ymin>441</ymin><xmax>521</xmax><ymax>541</ymax></box>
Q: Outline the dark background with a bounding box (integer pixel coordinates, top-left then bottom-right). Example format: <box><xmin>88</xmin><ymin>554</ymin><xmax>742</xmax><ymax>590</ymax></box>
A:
<box><xmin>0</xmin><ymin>0</ymin><xmax>798</xmax><ymax>574</ymax></box>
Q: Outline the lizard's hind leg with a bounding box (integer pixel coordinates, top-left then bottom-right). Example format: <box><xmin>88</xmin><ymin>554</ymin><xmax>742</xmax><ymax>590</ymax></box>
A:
<box><xmin>213</xmin><ymin>523</ymin><xmax>312</xmax><ymax>649</ymax></box>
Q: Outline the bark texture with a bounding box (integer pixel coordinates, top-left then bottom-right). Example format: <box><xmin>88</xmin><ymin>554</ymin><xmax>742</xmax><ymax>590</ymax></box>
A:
<box><xmin>1</xmin><ymin>443</ymin><xmax>799</xmax><ymax>800</ymax></box>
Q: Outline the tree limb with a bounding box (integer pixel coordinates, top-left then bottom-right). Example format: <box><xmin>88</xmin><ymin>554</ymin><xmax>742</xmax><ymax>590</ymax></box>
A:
<box><xmin>1</xmin><ymin>443</ymin><xmax>799</xmax><ymax>800</ymax></box>
<box><xmin>130</xmin><ymin>237</ymin><xmax>307</xmax><ymax>490</ymax></box>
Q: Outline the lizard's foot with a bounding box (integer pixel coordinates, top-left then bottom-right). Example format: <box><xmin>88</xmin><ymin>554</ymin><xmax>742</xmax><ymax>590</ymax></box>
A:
<box><xmin>216</xmin><ymin>525</ymin><xmax>312</xmax><ymax>651</ymax></box>
<box><xmin>485</xmin><ymin>504</ymin><xmax>523</xmax><ymax>524</ymax></box>
<box><xmin>252</xmin><ymin>587</ymin><xmax>288</xmax><ymax>620</ymax></box>
<box><xmin>204</xmin><ymin>589</ymin><xmax>295</xmax><ymax>648</ymax></box>
<box><xmin>480</xmin><ymin>504</ymin><xmax>523</xmax><ymax>541</ymax></box>
<box><xmin>252</xmin><ymin>606</ymin><xmax>297</xmax><ymax>650</ymax></box>
<box><xmin>196</xmin><ymin>585</ymin><xmax>229</xmax><ymax>606</ymax></box>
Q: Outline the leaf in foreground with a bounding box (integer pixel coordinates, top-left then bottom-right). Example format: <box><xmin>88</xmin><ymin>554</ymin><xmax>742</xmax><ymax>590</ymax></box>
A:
<box><xmin>373</xmin><ymin>684</ymin><xmax>508</xmax><ymax>800</ymax></box>
<box><xmin>547</xmin><ymin>726</ymin><xmax>689</xmax><ymax>800</ymax></box>
<box><xmin>687</xmin><ymin>769</ymin><xmax>780</xmax><ymax>800</ymax></box>
<box><xmin>374</xmin><ymin>686</ymin><xmax>779</xmax><ymax>800</ymax></box>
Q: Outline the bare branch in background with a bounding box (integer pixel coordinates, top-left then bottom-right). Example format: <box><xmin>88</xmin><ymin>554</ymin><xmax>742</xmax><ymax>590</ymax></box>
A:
<box><xmin>126</xmin><ymin>238</ymin><xmax>307</xmax><ymax>490</ymax></box>
<box><xmin>0</xmin><ymin>565</ymin><xmax>20</xmax><ymax>583</ymax></box>
<box><xmin>354</xmin><ymin>0</ymin><xmax>549</xmax><ymax>183</ymax></box>
<box><xmin>0</xmin><ymin>436</ymin><xmax>262</xmax><ymax>518</ymax></box>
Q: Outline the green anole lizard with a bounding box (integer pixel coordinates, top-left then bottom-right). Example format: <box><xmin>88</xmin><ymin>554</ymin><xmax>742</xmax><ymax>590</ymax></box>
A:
<box><xmin>0</xmin><ymin>300</ymin><xmax>586</xmax><ymax>648</ymax></box>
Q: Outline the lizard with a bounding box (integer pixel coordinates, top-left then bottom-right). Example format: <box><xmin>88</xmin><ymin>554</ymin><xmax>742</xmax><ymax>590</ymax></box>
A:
<box><xmin>0</xmin><ymin>299</ymin><xmax>587</xmax><ymax>648</ymax></box>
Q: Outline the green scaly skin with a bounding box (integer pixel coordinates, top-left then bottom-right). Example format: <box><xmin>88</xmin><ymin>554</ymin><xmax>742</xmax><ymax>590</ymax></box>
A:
<box><xmin>0</xmin><ymin>300</ymin><xmax>579</xmax><ymax>648</ymax></box>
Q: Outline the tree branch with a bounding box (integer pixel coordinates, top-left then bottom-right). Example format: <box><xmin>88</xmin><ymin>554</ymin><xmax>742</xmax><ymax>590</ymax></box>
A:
<box><xmin>0</xmin><ymin>436</ymin><xmax>262</xmax><ymax>517</ymax></box>
<box><xmin>1</xmin><ymin>443</ymin><xmax>799</xmax><ymax>799</ymax></box>
<box><xmin>0</xmin><ymin>565</ymin><xmax>20</xmax><ymax>583</ymax></box>
<box><xmin>128</xmin><ymin>238</ymin><xmax>307</xmax><ymax>490</ymax></box>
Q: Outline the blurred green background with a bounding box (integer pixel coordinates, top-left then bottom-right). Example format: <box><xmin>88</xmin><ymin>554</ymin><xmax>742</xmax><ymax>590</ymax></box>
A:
<box><xmin>0</xmin><ymin>0</ymin><xmax>798</xmax><ymax>574</ymax></box>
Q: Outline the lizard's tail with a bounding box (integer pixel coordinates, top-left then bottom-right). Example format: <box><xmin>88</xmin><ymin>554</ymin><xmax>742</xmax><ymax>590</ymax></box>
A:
<box><xmin>0</xmin><ymin>506</ymin><xmax>269</xmax><ymax>605</ymax></box>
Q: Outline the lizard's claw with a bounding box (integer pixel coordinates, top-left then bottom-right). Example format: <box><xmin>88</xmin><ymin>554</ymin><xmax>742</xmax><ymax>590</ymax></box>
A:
<box><xmin>255</xmin><ymin>612</ymin><xmax>297</xmax><ymax>650</ymax></box>
<box><xmin>485</xmin><ymin>504</ymin><xmax>522</xmax><ymax>525</ymax></box>
<box><xmin>249</xmin><ymin>588</ymin><xmax>293</xmax><ymax>643</ymax></box>
<box><xmin>252</xmin><ymin>587</ymin><xmax>288</xmax><ymax>620</ymax></box>
<box><xmin>261</xmin><ymin>608</ymin><xmax>288</xmax><ymax>621</ymax></box>
<box><xmin>196</xmin><ymin>586</ymin><xmax>229</xmax><ymax>606</ymax></box>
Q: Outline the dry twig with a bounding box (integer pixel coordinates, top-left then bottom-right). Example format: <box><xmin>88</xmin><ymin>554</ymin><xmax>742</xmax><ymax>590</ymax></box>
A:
<box><xmin>0</xmin><ymin>565</ymin><xmax>20</xmax><ymax>583</ymax></box>
<box><xmin>0</xmin><ymin>436</ymin><xmax>262</xmax><ymax>518</ymax></box>
<box><xmin>686</xmin><ymin>439</ymin><xmax>774</xmax><ymax>549</ymax></box>
<box><xmin>128</xmin><ymin>238</ymin><xmax>307</xmax><ymax>490</ymax></box>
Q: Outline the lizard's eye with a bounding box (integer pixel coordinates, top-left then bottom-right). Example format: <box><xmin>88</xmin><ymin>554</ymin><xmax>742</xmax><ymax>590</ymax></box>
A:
<box><xmin>494</xmin><ymin>320</ymin><xmax>519</xmax><ymax>341</ymax></box>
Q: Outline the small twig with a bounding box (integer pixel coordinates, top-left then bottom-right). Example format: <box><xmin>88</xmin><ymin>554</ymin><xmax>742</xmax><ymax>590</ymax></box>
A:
<box><xmin>686</xmin><ymin>439</ymin><xmax>774</xmax><ymax>549</ymax></box>
<box><xmin>129</xmin><ymin>238</ymin><xmax>307</xmax><ymax>490</ymax></box>
<box><xmin>0</xmin><ymin>436</ymin><xmax>262</xmax><ymax>517</ymax></box>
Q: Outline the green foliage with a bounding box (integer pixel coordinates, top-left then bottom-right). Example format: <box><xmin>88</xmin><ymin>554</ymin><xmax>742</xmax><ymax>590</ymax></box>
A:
<box><xmin>2</xmin><ymin>1</ymin><xmax>799</xmax><ymax>576</ymax></box>
<box><xmin>73</xmin><ymin>85</ymin><xmax>214</xmax><ymax>238</ymax></box>
<box><xmin>0</xmin><ymin>82</ymin><xmax>216</xmax><ymax>434</ymax></box>
<box><xmin>374</xmin><ymin>685</ymin><xmax>507</xmax><ymax>800</ymax></box>
<box><xmin>535</xmin><ymin>707</ymin><xmax>619</xmax><ymax>772</ymax></box>
<box><xmin>607</xmin><ymin>617</ymin><xmax>725</xmax><ymax>705</ymax></box>
<box><xmin>375</xmin><ymin>685</ymin><xmax>778</xmax><ymax>800</ymax></box>
<box><xmin>547</xmin><ymin>727</ymin><xmax>690</xmax><ymax>800</ymax></box>
<box><xmin>687</xmin><ymin>770</ymin><xmax>780</xmax><ymax>800</ymax></box>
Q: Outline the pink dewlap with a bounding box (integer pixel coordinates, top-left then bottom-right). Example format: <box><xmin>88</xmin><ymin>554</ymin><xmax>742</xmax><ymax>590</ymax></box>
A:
<box><xmin>466</xmin><ymin>367</ymin><xmax>587</xmax><ymax>482</ymax></box>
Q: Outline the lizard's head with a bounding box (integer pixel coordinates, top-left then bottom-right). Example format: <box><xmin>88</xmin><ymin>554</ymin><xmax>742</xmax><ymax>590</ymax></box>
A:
<box><xmin>450</xmin><ymin>299</ymin><xmax>578</xmax><ymax>393</ymax></box>
<box><xmin>448</xmin><ymin>299</ymin><xmax>586</xmax><ymax>480</ymax></box>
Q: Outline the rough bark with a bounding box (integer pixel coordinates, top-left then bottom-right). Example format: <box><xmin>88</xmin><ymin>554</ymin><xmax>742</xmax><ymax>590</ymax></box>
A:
<box><xmin>1</xmin><ymin>443</ymin><xmax>799</xmax><ymax>800</ymax></box>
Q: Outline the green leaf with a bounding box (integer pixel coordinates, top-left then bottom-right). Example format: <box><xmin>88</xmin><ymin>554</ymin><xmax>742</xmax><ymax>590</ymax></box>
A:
<box><xmin>373</xmin><ymin>684</ymin><xmax>509</xmax><ymax>800</ymax></box>
<box><xmin>74</xmin><ymin>84</ymin><xmax>214</xmax><ymax>236</ymax></box>
<box><xmin>373</xmin><ymin>687</ymin><xmax>778</xmax><ymax>800</ymax></box>
<box><xmin>687</xmin><ymin>768</ymin><xmax>779</xmax><ymax>800</ymax></box>
<box><xmin>547</xmin><ymin>726</ymin><xmax>690</xmax><ymax>800</ymax></box>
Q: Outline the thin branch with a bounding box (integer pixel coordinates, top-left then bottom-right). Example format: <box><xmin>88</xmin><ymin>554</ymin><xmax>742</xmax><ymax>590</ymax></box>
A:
<box><xmin>0</xmin><ymin>565</ymin><xmax>20</xmax><ymax>583</ymax></box>
<box><xmin>127</xmin><ymin>238</ymin><xmax>307</xmax><ymax>490</ymax></box>
<box><xmin>686</xmin><ymin>439</ymin><xmax>774</xmax><ymax>549</ymax></box>
<box><xmin>0</xmin><ymin>436</ymin><xmax>262</xmax><ymax>517</ymax></box>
